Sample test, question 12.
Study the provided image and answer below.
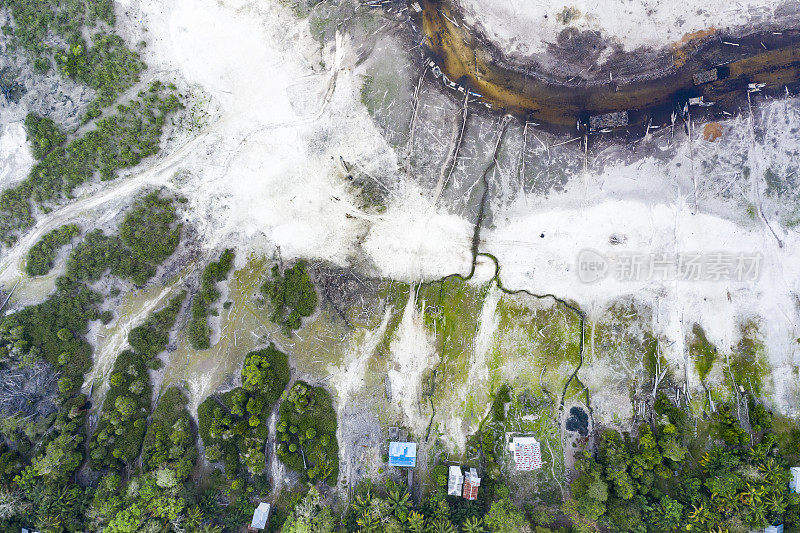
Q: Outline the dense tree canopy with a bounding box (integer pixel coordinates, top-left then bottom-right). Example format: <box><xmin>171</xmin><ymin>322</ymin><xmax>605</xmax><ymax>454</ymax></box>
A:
<box><xmin>276</xmin><ymin>381</ymin><xmax>339</xmax><ymax>484</ymax></box>
<box><xmin>198</xmin><ymin>344</ymin><xmax>290</xmax><ymax>480</ymax></box>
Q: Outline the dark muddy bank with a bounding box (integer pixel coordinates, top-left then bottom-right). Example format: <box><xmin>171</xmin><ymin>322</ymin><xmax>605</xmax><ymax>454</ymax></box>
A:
<box><xmin>412</xmin><ymin>0</ymin><xmax>800</xmax><ymax>129</ymax></box>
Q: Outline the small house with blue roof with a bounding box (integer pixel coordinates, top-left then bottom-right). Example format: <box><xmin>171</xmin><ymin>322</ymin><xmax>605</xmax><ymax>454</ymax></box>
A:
<box><xmin>388</xmin><ymin>441</ymin><xmax>417</xmax><ymax>467</ymax></box>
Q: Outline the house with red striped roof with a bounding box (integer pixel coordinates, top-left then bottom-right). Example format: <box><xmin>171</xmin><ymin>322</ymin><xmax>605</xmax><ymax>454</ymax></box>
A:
<box><xmin>509</xmin><ymin>436</ymin><xmax>542</xmax><ymax>471</ymax></box>
<box><xmin>462</xmin><ymin>468</ymin><xmax>481</xmax><ymax>500</ymax></box>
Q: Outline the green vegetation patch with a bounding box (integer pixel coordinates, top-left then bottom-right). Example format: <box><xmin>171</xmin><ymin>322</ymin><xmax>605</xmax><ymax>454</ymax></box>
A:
<box><xmin>276</xmin><ymin>381</ymin><xmax>339</xmax><ymax>484</ymax></box>
<box><xmin>89</xmin><ymin>290</ymin><xmax>185</xmax><ymax>470</ymax></box>
<box><xmin>141</xmin><ymin>386</ymin><xmax>197</xmax><ymax>480</ymax></box>
<box><xmin>689</xmin><ymin>323</ymin><xmax>717</xmax><ymax>382</ymax></box>
<box><xmin>417</xmin><ymin>277</ymin><xmax>486</xmax><ymax>373</ymax></box>
<box><xmin>64</xmin><ymin>193</ymin><xmax>182</xmax><ymax>286</ymax></box>
<box><xmin>374</xmin><ymin>281</ymin><xmax>410</xmax><ymax>360</ymax></box>
<box><xmin>492</xmin><ymin>294</ymin><xmax>582</xmax><ymax>395</ymax></box>
<box><xmin>12</xmin><ymin>394</ymin><xmax>89</xmax><ymax>529</ymax></box>
<box><xmin>56</xmin><ymin>34</ymin><xmax>145</xmax><ymax>118</ymax></box>
<box><xmin>128</xmin><ymin>291</ymin><xmax>186</xmax><ymax>359</ymax></box>
<box><xmin>262</xmin><ymin>260</ymin><xmax>318</xmax><ymax>333</ymax></box>
<box><xmin>3</xmin><ymin>280</ymin><xmax>100</xmax><ymax>397</ymax></box>
<box><xmin>0</xmin><ymin>83</ymin><xmax>182</xmax><ymax>246</ymax></box>
<box><xmin>3</xmin><ymin>0</ymin><xmax>144</xmax><ymax>116</ymax></box>
<box><xmin>89</xmin><ymin>348</ymin><xmax>153</xmax><ymax>469</ymax></box>
<box><xmin>24</xmin><ymin>223</ymin><xmax>79</xmax><ymax>276</ymax></box>
<box><xmin>187</xmin><ymin>249</ymin><xmax>235</xmax><ymax>349</ymax></box>
<box><xmin>566</xmin><ymin>394</ymin><xmax>799</xmax><ymax>532</ymax></box>
<box><xmin>197</xmin><ymin>344</ymin><xmax>290</xmax><ymax>478</ymax></box>
<box><xmin>24</xmin><ymin>113</ymin><xmax>66</xmax><ymax>160</ymax></box>
<box><xmin>725</xmin><ymin>321</ymin><xmax>769</xmax><ymax>396</ymax></box>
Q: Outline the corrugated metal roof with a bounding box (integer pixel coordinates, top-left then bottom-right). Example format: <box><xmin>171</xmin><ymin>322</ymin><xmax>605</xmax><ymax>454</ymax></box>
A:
<box><xmin>250</xmin><ymin>502</ymin><xmax>271</xmax><ymax>529</ymax></box>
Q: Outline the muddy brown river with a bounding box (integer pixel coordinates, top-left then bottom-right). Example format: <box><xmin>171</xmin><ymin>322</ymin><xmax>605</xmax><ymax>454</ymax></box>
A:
<box><xmin>413</xmin><ymin>0</ymin><xmax>800</xmax><ymax>129</ymax></box>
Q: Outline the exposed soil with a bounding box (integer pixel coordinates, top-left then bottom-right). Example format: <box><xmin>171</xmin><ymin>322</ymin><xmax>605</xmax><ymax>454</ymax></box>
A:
<box><xmin>703</xmin><ymin>121</ymin><xmax>724</xmax><ymax>141</ymax></box>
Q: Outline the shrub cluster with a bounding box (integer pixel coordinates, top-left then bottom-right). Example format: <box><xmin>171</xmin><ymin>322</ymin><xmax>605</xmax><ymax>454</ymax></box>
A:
<box><xmin>24</xmin><ymin>113</ymin><xmax>66</xmax><ymax>160</ymax></box>
<box><xmin>24</xmin><ymin>223</ymin><xmax>79</xmax><ymax>276</ymax></box>
<box><xmin>3</xmin><ymin>0</ymin><xmax>143</xmax><ymax>116</ymax></box>
<box><xmin>197</xmin><ymin>345</ymin><xmax>289</xmax><ymax>478</ymax></box>
<box><xmin>0</xmin><ymin>83</ymin><xmax>182</xmax><ymax>246</ymax></box>
<box><xmin>187</xmin><ymin>249</ymin><xmax>235</xmax><ymax>349</ymax></box>
<box><xmin>276</xmin><ymin>381</ymin><xmax>339</xmax><ymax>484</ymax></box>
<box><xmin>261</xmin><ymin>260</ymin><xmax>317</xmax><ymax>333</ymax></box>
<box><xmin>64</xmin><ymin>193</ymin><xmax>181</xmax><ymax>286</ymax></box>
<box><xmin>141</xmin><ymin>386</ymin><xmax>197</xmax><ymax>480</ymax></box>
<box><xmin>89</xmin><ymin>291</ymin><xmax>185</xmax><ymax>470</ymax></box>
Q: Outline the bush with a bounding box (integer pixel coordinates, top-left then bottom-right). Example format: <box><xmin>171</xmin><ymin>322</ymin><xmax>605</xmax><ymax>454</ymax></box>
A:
<box><xmin>128</xmin><ymin>291</ymin><xmax>185</xmax><ymax>359</ymax></box>
<box><xmin>196</xmin><ymin>345</ymin><xmax>290</xmax><ymax>479</ymax></box>
<box><xmin>0</xmin><ymin>83</ymin><xmax>182</xmax><ymax>246</ymax></box>
<box><xmin>241</xmin><ymin>344</ymin><xmax>290</xmax><ymax>406</ymax></box>
<box><xmin>5</xmin><ymin>0</ymin><xmax>142</xmax><ymax>118</ymax></box>
<box><xmin>141</xmin><ymin>387</ymin><xmax>197</xmax><ymax>480</ymax></box>
<box><xmin>187</xmin><ymin>249</ymin><xmax>234</xmax><ymax>349</ymax></box>
<box><xmin>24</xmin><ymin>113</ymin><xmax>66</xmax><ymax>160</ymax></box>
<box><xmin>64</xmin><ymin>193</ymin><xmax>181</xmax><ymax>286</ymax></box>
<box><xmin>89</xmin><ymin>349</ymin><xmax>151</xmax><ymax>469</ymax></box>
<box><xmin>261</xmin><ymin>261</ymin><xmax>317</xmax><ymax>333</ymax></box>
<box><xmin>24</xmin><ymin>223</ymin><xmax>80</xmax><ymax>277</ymax></box>
<box><xmin>89</xmin><ymin>289</ymin><xmax>185</xmax><ymax>471</ymax></box>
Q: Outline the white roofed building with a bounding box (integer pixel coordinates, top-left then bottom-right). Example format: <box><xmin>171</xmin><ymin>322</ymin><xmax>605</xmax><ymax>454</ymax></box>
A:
<box><xmin>447</xmin><ymin>466</ymin><xmax>464</xmax><ymax>496</ymax></box>
<box><xmin>790</xmin><ymin>466</ymin><xmax>800</xmax><ymax>493</ymax></box>
<box><xmin>249</xmin><ymin>502</ymin><xmax>271</xmax><ymax>531</ymax></box>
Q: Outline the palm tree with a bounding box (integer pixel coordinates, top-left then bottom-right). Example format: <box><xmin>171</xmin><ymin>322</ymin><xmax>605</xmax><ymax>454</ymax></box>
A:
<box><xmin>407</xmin><ymin>510</ymin><xmax>425</xmax><ymax>533</ymax></box>
<box><xmin>183</xmin><ymin>506</ymin><xmax>203</xmax><ymax>530</ymax></box>
<box><xmin>461</xmin><ymin>516</ymin><xmax>484</xmax><ymax>533</ymax></box>
<box><xmin>427</xmin><ymin>518</ymin><xmax>456</xmax><ymax>533</ymax></box>
<box><xmin>352</xmin><ymin>491</ymin><xmax>374</xmax><ymax>517</ymax></box>
<box><xmin>387</xmin><ymin>486</ymin><xmax>410</xmax><ymax>520</ymax></box>
<box><xmin>357</xmin><ymin>509</ymin><xmax>382</xmax><ymax>533</ymax></box>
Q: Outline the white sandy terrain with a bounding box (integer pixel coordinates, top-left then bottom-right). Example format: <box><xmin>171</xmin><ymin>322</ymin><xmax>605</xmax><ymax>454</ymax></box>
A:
<box><xmin>329</xmin><ymin>306</ymin><xmax>392</xmax><ymax>413</ymax></box>
<box><xmin>2</xmin><ymin>0</ymin><xmax>799</xmax><ymax>430</ymax></box>
<box><xmin>388</xmin><ymin>286</ymin><xmax>438</xmax><ymax>433</ymax></box>
<box><xmin>456</xmin><ymin>0</ymin><xmax>795</xmax><ymax>56</ymax></box>
<box><xmin>485</xmin><ymin>193</ymin><xmax>799</xmax><ymax>410</ymax></box>
<box><xmin>0</xmin><ymin>121</ymin><xmax>33</xmax><ymax>189</ymax></box>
